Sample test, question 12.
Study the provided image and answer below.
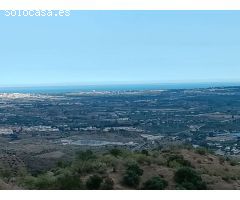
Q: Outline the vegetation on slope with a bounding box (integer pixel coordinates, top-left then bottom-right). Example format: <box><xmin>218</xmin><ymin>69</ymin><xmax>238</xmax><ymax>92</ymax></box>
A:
<box><xmin>1</xmin><ymin>146</ymin><xmax>240</xmax><ymax>190</ymax></box>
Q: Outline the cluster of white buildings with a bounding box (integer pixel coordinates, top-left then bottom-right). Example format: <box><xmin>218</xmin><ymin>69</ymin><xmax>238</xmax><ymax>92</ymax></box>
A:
<box><xmin>0</xmin><ymin>93</ymin><xmax>32</xmax><ymax>99</ymax></box>
<box><xmin>0</xmin><ymin>128</ymin><xmax>14</xmax><ymax>135</ymax></box>
<box><xmin>103</xmin><ymin>126</ymin><xmax>144</xmax><ymax>132</ymax></box>
<box><xmin>22</xmin><ymin>125</ymin><xmax>59</xmax><ymax>132</ymax></box>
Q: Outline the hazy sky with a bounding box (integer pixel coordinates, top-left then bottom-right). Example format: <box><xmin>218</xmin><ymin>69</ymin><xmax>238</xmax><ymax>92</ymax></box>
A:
<box><xmin>1</xmin><ymin>11</ymin><xmax>240</xmax><ymax>86</ymax></box>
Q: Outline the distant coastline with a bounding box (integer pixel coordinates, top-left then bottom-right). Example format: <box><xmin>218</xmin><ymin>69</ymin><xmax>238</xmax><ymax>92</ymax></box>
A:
<box><xmin>0</xmin><ymin>82</ymin><xmax>240</xmax><ymax>94</ymax></box>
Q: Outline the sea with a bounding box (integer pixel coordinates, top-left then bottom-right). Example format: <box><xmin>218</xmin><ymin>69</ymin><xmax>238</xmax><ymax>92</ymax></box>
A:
<box><xmin>0</xmin><ymin>82</ymin><xmax>240</xmax><ymax>94</ymax></box>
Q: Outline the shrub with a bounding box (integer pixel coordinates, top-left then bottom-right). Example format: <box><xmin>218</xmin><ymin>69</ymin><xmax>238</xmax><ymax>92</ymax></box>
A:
<box><xmin>126</xmin><ymin>164</ymin><xmax>143</xmax><ymax>176</ymax></box>
<box><xmin>100</xmin><ymin>155</ymin><xmax>119</xmax><ymax>172</ymax></box>
<box><xmin>122</xmin><ymin>164</ymin><xmax>143</xmax><ymax>188</ymax></box>
<box><xmin>222</xmin><ymin>176</ymin><xmax>231</xmax><ymax>183</ymax></box>
<box><xmin>76</xmin><ymin>150</ymin><xmax>96</xmax><ymax>161</ymax></box>
<box><xmin>219</xmin><ymin>156</ymin><xmax>225</xmax><ymax>165</ymax></box>
<box><xmin>123</xmin><ymin>170</ymin><xmax>141</xmax><ymax>188</ymax></box>
<box><xmin>101</xmin><ymin>177</ymin><xmax>114</xmax><ymax>190</ymax></box>
<box><xmin>86</xmin><ymin>175</ymin><xmax>103</xmax><ymax>190</ymax></box>
<box><xmin>225</xmin><ymin>157</ymin><xmax>238</xmax><ymax>166</ymax></box>
<box><xmin>109</xmin><ymin>148</ymin><xmax>122</xmax><ymax>157</ymax></box>
<box><xmin>33</xmin><ymin>173</ymin><xmax>56</xmax><ymax>190</ymax></box>
<box><xmin>0</xmin><ymin>168</ymin><xmax>12</xmax><ymax>179</ymax></box>
<box><xmin>230</xmin><ymin>160</ymin><xmax>238</xmax><ymax>166</ymax></box>
<box><xmin>93</xmin><ymin>161</ymin><xmax>108</xmax><ymax>174</ymax></box>
<box><xmin>73</xmin><ymin>151</ymin><xmax>98</xmax><ymax>175</ymax></box>
<box><xmin>22</xmin><ymin>176</ymin><xmax>38</xmax><ymax>189</ymax></box>
<box><xmin>141</xmin><ymin>150</ymin><xmax>149</xmax><ymax>156</ymax></box>
<box><xmin>55</xmin><ymin>173</ymin><xmax>82</xmax><ymax>190</ymax></box>
<box><xmin>174</xmin><ymin>167</ymin><xmax>207</xmax><ymax>190</ymax></box>
<box><xmin>57</xmin><ymin>160</ymin><xmax>71</xmax><ymax>168</ymax></box>
<box><xmin>136</xmin><ymin>154</ymin><xmax>151</xmax><ymax>165</ymax></box>
<box><xmin>74</xmin><ymin>160</ymin><xmax>95</xmax><ymax>175</ymax></box>
<box><xmin>167</xmin><ymin>155</ymin><xmax>192</xmax><ymax>168</ymax></box>
<box><xmin>142</xmin><ymin>176</ymin><xmax>168</xmax><ymax>190</ymax></box>
<box><xmin>195</xmin><ymin>147</ymin><xmax>207</xmax><ymax>155</ymax></box>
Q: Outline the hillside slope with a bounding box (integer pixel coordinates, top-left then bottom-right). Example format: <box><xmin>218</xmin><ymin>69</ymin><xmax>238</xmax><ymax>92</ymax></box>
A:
<box><xmin>1</xmin><ymin>146</ymin><xmax>240</xmax><ymax>190</ymax></box>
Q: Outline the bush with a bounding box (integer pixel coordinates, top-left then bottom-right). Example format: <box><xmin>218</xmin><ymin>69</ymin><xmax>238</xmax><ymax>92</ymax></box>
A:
<box><xmin>195</xmin><ymin>147</ymin><xmax>207</xmax><ymax>155</ymax></box>
<box><xmin>22</xmin><ymin>176</ymin><xmax>38</xmax><ymax>189</ymax></box>
<box><xmin>76</xmin><ymin>150</ymin><xmax>96</xmax><ymax>161</ymax></box>
<box><xmin>55</xmin><ymin>173</ymin><xmax>82</xmax><ymax>190</ymax></box>
<box><xmin>126</xmin><ymin>164</ymin><xmax>143</xmax><ymax>176</ymax></box>
<box><xmin>167</xmin><ymin>154</ymin><xmax>192</xmax><ymax>168</ymax></box>
<box><xmin>109</xmin><ymin>148</ymin><xmax>122</xmax><ymax>157</ymax></box>
<box><xmin>222</xmin><ymin>176</ymin><xmax>231</xmax><ymax>182</ymax></box>
<box><xmin>142</xmin><ymin>176</ymin><xmax>168</xmax><ymax>190</ymax></box>
<box><xmin>101</xmin><ymin>177</ymin><xmax>114</xmax><ymax>190</ymax></box>
<box><xmin>0</xmin><ymin>168</ymin><xmax>12</xmax><ymax>179</ymax></box>
<box><xmin>141</xmin><ymin>150</ymin><xmax>149</xmax><ymax>156</ymax></box>
<box><xmin>225</xmin><ymin>157</ymin><xmax>238</xmax><ymax>166</ymax></box>
<box><xmin>86</xmin><ymin>175</ymin><xmax>103</xmax><ymax>190</ymax></box>
<box><xmin>73</xmin><ymin>151</ymin><xmax>98</xmax><ymax>175</ymax></box>
<box><xmin>230</xmin><ymin>160</ymin><xmax>238</xmax><ymax>166</ymax></box>
<box><xmin>122</xmin><ymin>164</ymin><xmax>143</xmax><ymax>188</ymax></box>
<box><xmin>219</xmin><ymin>156</ymin><xmax>225</xmax><ymax>165</ymax></box>
<box><xmin>100</xmin><ymin>155</ymin><xmax>118</xmax><ymax>172</ymax></box>
<box><xmin>136</xmin><ymin>154</ymin><xmax>151</xmax><ymax>165</ymax></box>
<box><xmin>174</xmin><ymin>167</ymin><xmax>207</xmax><ymax>190</ymax></box>
<box><xmin>92</xmin><ymin>161</ymin><xmax>108</xmax><ymax>174</ymax></box>
<box><xmin>123</xmin><ymin>170</ymin><xmax>141</xmax><ymax>188</ymax></box>
<box><xmin>33</xmin><ymin>173</ymin><xmax>56</xmax><ymax>190</ymax></box>
<box><xmin>74</xmin><ymin>160</ymin><xmax>95</xmax><ymax>175</ymax></box>
<box><xmin>57</xmin><ymin>160</ymin><xmax>71</xmax><ymax>168</ymax></box>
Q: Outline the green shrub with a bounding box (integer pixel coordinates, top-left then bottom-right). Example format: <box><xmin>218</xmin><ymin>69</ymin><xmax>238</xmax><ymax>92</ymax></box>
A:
<box><xmin>152</xmin><ymin>151</ymin><xmax>160</xmax><ymax>158</ymax></box>
<box><xmin>109</xmin><ymin>148</ymin><xmax>122</xmax><ymax>157</ymax></box>
<box><xmin>124</xmin><ymin>158</ymin><xmax>138</xmax><ymax>167</ymax></box>
<box><xmin>167</xmin><ymin>154</ymin><xmax>192</xmax><ymax>168</ymax></box>
<box><xmin>224</xmin><ymin>157</ymin><xmax>238</xmax><ymax>166</ymax></box>
<box><xmin>73</xmin><ymin>151</ymin><xmax>100</xmax><ymax>175</ymax></box>
<box><xmin>123</xmin><ymin>170</ymin><xmax>141</xmax><ymax>188</ymax></box>
<box><xmin>57</xmin><ymin>160</ymin><xmax>71</xmax><ymax>168</ymax></box>
<box><xmin>73</xmin><ymin>160</ymin><xmax>95</xmax><ymax>175</ymax></box>
<box><xmin>33</xmin><ymin>173</ymin><xmax>56</xmax><ymax>190</ymax></box>
<box><xmin>55</xmin><ymin>173</ymin><xmax>82</xmax><ymax>190</ymax></box>
<box><xmin>141</xmin><ymin>150</ymin><xmax>149</xmax><ymax>156</ymax></box>
<box><xmin>174</xmin><ymin>167</ymin><xmax>207</xmax><ymax>190</ymax></box>
<box><xmin>22</xmin><ymin>176</ymin><xmax>38</xmax><ymax>189</ymax></box>
<box><xmin>126</xmin><ymin>164</ymin><xmax>143</xmax><ymax>176</ymax></box>
<box><xmin>100</xmin><ymin>155</ymin><xmax>119</xmax><ymax>172</ymax></box>
<box><xmin>76</xmin><ymin>150</ymin><xmax>96</xmax><ymax>161</ymax></box>
<box><xmin>142</xmin><ymin>176</ymin><xmax>168</xmax><ymax>190</ymax></box>
<box><xmin>195</xmin><ymin>147</ymin><xmax>207</xmax><ymax>155</ymax></box>
<box><xmin>86</xmin><ymin>175</ymin><xmax>103</xmax><ymax>190</ymax></box>
<box><xmin>136</xmin><ymin>154</ymin><xmax>151</xmax><ymax>165</ymax></box>
<box><xmin>122</xmin><ymin>164</ymin><xmax>143</xmax><ymax>188</ymax></box>
<box><xmin>0</xmin><ymin>168</ymin><xmax>12</xmax><ymax>179</ymax></box>
<box><xmin>92</xmin><ymin>161</ymin><xmax>108</xmax><ymax>174</ymax></box>
<box><xmin>230</xmin><ymin>160</ymin><xmax>238</xmax><ymax>166</ymax></box>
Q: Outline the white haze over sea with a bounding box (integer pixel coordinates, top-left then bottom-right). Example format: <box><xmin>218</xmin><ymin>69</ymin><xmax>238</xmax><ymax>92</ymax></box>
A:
<box><xmin>0</xmin><ymin>82</ymin><xmax>240</xmax><ymax>94</ymax></box>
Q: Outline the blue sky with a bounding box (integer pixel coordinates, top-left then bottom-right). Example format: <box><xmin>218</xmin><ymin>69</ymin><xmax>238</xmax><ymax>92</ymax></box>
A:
<box><xmin>0</xmin><ymin>11</ymin><xmax>240</xmax><ymax>86</ymax></box>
